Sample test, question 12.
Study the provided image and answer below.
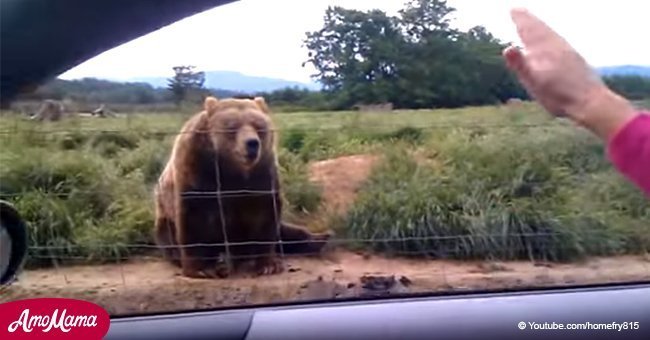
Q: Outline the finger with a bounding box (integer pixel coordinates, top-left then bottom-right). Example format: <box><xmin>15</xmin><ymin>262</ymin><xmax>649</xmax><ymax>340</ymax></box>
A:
<box><xmin>502</xmin><ymin>46</ymin><xmax>533</xmax><ymax>84</ymax></box>
<box><xmin>510</xmin><ymin>8</ymin><xmax>565</xmax><ymax>48</ymax></box>
<box><xmin>502</xmin><ymin>46</ymin><xmax>539</xmax><ymax>100</ymax></box>
<box><xmin>502</xmin><ymin>46</ymin><xmax>525</xmax><ymax>72</ymax></box>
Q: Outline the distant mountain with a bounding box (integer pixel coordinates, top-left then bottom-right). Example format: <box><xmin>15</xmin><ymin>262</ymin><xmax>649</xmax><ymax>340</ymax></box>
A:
<box><xmin>130</xmin><ymin>70</ymin><xmax>321</xmax><ymax>93</ymax></box>
<box><xmin>597</xmin><ymin>65</ymin><xmax>650</xmax><ymax>78</ymax></box>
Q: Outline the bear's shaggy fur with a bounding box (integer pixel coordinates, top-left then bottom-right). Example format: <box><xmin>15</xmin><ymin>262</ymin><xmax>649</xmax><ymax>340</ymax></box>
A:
<box><xmin>154</xmin><ymin>96</ymin><xmax>330</xmax><ymax>279</ymax></box>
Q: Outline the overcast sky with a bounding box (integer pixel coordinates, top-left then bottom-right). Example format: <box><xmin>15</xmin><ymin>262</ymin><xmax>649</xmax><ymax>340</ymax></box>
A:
<box><xmin>59</xmin><ymin>0</ymin><xmax>649</xmax><ymax>83</ymax></box>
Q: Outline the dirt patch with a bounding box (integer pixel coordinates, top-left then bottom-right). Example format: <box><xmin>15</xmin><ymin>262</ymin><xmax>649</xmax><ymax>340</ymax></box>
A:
<box><xmin>308</xmin><ymin>154</ymin><xmax>379</xmax><ymax>215</ymax></box>
<box><xmin>2</xmin><ymin>251</ymin><xmax>649</xmax><ymax>315</ymax></box>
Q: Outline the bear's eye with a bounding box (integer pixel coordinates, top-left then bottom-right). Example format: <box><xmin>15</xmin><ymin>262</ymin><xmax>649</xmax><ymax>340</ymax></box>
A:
<box><xmin>253</xmin><ymin>123</ymin><xmax>268</xmax><ymax>137</ymax></box>
<box><xmin>224</xmin><ymin>121</ymin><xmax>239</xmax><ymax>132</ymax></box>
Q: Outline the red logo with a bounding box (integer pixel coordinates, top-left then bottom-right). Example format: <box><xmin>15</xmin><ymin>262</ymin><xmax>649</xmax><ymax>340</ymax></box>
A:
<box><xmin>0</xmin><ymin>298</ymin><xmax>110</xmax><ymax>339</ymax></box>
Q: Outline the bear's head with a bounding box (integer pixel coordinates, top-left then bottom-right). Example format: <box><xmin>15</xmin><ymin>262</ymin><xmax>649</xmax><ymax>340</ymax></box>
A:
<box><xmin>202</xmin><ymin>96</ymin><xmax>275</xmax><ymax>172</ymax></box>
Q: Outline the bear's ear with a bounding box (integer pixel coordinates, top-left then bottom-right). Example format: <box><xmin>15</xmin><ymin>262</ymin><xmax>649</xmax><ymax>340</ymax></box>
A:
<box><xmin>204</xmin><ymin>96</ymin><xmax>219</xmax><ymax>116</ymax></box>
<box><xmin>253</xmin><ymin>97</ymin><xmax>271</xmax><ymax>115</ymax></box>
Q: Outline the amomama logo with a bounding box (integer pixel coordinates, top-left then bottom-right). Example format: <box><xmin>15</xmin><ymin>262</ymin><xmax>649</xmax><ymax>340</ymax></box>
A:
<box><xmin>0</xmin><ymin>298</ymin><xmax>110</xmax><ymax>339</ymax></box>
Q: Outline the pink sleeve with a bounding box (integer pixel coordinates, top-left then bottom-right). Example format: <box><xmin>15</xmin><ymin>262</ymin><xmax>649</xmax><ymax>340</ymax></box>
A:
<box><xmin>606</xmin><ymin>112</ymin><xmax>650</xmax><ymax>197</ymax></box>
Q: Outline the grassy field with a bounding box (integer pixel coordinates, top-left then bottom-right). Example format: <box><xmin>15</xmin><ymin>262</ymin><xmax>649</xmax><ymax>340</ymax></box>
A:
<box><xmin>1</xmin><ymin>102</ymin><xmax>648</xmax><ymax>269</ymax></box>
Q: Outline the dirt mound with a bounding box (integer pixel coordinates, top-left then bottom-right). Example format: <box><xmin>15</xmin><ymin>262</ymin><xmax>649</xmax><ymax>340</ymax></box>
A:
<box><xmin>308</xmin><ymin>154</ymin><xmax>379</xmax><ymax>215</ymax></box>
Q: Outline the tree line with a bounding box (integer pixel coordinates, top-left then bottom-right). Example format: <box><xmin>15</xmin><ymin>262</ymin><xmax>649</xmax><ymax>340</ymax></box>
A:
<box><xmin>17</xmin><ymin>72</ymin><xmax>647</xmax><ymax>113</ymax></box>
<box><xmin>12</xmin><ymin>0</ymin><xmax>650</xmax><ymax>112</ymax></box>
<box><xmin>603</xmin><ymin>75</ymin><xmax>650</xmax><ymax>101</ymax></box>
<box><xmin>17</xmin><ymin>76</ymin><xmax>242</xmax><ymax>106</ymax></box>
<box><xmin>301</xmin><ymin>0</ymin><xmax>529</xmax><ymax>109</ymax></box>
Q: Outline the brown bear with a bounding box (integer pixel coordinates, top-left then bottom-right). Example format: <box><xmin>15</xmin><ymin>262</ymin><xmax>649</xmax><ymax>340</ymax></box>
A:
<box><xmin>154</xmin><ymin>96</ymin><xmax>331</xmax><ymax>279</ymax></box>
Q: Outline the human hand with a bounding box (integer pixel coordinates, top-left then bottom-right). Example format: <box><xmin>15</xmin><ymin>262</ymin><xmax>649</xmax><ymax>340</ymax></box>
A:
<box><xmin>503</xmin><ymin>8</ymin><xmax>606</xmax><ymax>118</ymax></box>
<box><xmin>503</xmin><ymin>8</ymin><xmax>636</xmax><ymax>140</ymax></box>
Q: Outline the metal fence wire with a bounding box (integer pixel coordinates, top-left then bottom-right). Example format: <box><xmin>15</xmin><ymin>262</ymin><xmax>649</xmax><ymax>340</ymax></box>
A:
<box><xmin>1</xmin><ymin>115</ymin><xmax>648</xmax><ymax>291</ymax></box>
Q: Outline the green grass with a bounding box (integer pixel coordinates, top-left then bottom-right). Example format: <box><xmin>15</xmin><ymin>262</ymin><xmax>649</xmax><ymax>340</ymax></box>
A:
<box><xmin>0</xmin><ymin>101</ymin><xmax>648</xmax><ymax>267</ymax></box>
<box><xmin>337</xmin><ymin>126</ymin><xmax>649</xmax><ymax>262</ymax></box>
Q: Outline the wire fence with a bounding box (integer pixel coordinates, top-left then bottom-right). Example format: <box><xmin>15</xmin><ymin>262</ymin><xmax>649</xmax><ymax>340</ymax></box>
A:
<box><xmin>0</xmin><ymin>121</ymin><xmax>567</xmax><ymax>134</ymax></box>
<box><xmin>1</xmin><ymin>112</ymin><xmax>648</xmax><ymax>299</ymax></box>
<box><xmin>21</xmin><ymin>242</ymin><xmax>580</xmax><ymax>265</ymax></box>
<box><xmin>26</xmin><ymin>232</ymin><xmax>559</xmax><ymax>250</ymax></box>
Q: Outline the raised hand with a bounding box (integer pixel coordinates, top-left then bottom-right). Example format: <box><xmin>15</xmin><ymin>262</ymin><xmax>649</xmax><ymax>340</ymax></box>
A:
<box><xmin>503</xmin><ymin>8</ymin><xmax>636</xmax><ymax>140</ymax></box>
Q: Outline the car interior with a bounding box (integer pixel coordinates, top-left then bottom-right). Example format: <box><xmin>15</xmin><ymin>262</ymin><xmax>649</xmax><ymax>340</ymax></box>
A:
<box><xmin>1</xmin><ymin>1</ymin><xmax>649</xmax><ymax>339</ymax></box>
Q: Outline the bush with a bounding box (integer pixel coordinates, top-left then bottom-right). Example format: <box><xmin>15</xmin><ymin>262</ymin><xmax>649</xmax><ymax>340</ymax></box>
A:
<box><xmin>278</xmin><ymin>149</ymin><xmax>322</xmax><ymax>216</ymax></box>
<box><xmin>295</xmin><ymin>130</ymin><xmax>374</xmax><ymax>162</ymax></box>
<box><xmin>14</xmin><ymin>180</ymin><xmax>155</xmax><ymax>268</ymax></box>
<box><xmin>117</xmin><ymin>139</ymin><xmax>171</xmax><ymax>184</ymax></box>
<box><xmin>11</xmin><ymin>190</ymin><xmax>83</xmax><ymax>267</ymax></box>
<box><xmin>281</xmin><ymin>128</ymin><xmax>307</xmax><ymax>154</ymax></box>
<box><xmin>0</xmin><ymin>150</ymin><xmax>112</xmax><ymax>198</ymax></box>
<box><xmin>379</xmin><ymin>126</ymin><xmax>425</xmax><ymax>144</ymax></box>
<box><xmin>59</xmin><ymin>131</ymin><xmax>89</xmax><ymax>150</ymax></box>
<box><xmin>337</xmin><ymin>127</ymin><xmax>650</xmax><ymax>262</ymax></box>
<box><xmin>89</xmin><ymin>131</ymin><xmax>139</xmax><ymax>157</ymax></box>
<box><xmin>0</xmin><ymin>137</ymin><xmax>155</xmax><ymax>268</ymax></box>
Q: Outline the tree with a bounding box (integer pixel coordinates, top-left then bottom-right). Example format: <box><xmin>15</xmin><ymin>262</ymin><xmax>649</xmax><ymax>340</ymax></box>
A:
<box><xmin>167</xmin><ymin>65</ymin><xmax>206</xmax><ymax>106</ymax></box>
<box><xmin>303</xmin><ymin>6</ymin><xmax>403</xmax><ymax>108</ymax></box>
<box><xmin>603</xmin><ymin>75</ymin><xmax>650</xmax><ymax>100</ymax></box>
<box><xmin>398</xmin><ymin>0</ymin><xmax>457</xmax><ymax>42</ymax></box>
<box><xmin>304</xmin><ymin>0</ymin><xmax>528</xmax><ymax>109</ymax></box>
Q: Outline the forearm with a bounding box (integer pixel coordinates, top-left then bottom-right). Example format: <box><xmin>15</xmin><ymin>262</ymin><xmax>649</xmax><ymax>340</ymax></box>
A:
<box><xmin>566</xmin><ymin>86</ymin><xmax>650</xmax><ymax>196</ymax></box>
<box><xmin>568</xmin><ymin>85</ymin><xmax>638</xmax><ymax>142</ymax></box>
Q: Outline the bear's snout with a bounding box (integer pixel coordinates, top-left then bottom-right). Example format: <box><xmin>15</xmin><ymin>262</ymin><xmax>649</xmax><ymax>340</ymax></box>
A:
<box><xmin>245</xmin><ymin>138</ymin><xmax>260</xmax><ymax>160</ymax></box>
